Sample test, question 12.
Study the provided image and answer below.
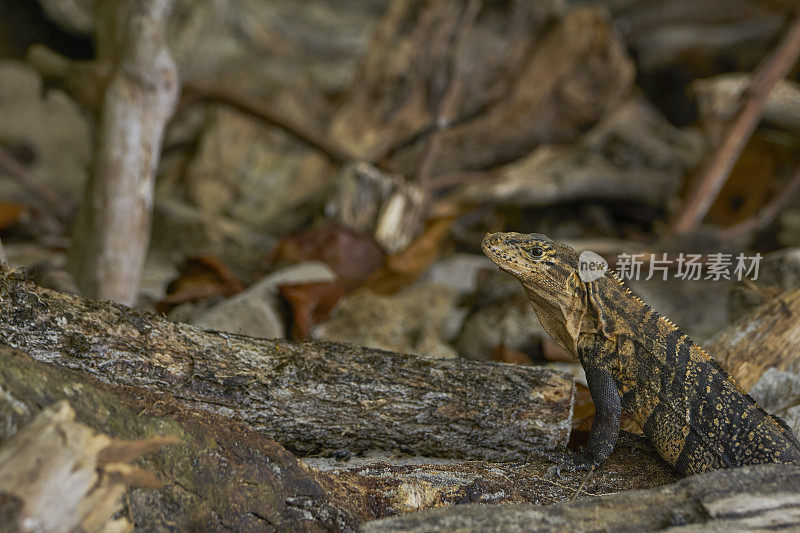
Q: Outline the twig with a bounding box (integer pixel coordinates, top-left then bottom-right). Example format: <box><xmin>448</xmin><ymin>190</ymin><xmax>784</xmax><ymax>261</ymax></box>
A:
<box><xmin>184</xmin><ymin>82</ymin><xmax>352</xmax><ymax>165</ymax></box>
<box><xmin>0</xmin><ymin>236</ymin><xmax>6</xmax><ymax>265</ymax></box>
<box><xmin>0</xmin><ymin>145</ymin><xmax>67</xmax><ymax>223</ymax></box>
<box><xmin>718</xmin><ymin>164</ymin><xmax>800</xmax><ymax>240</ymax></box>
<box><xmin>571</xmin><ymin>465</ymin><xmax>595</xmax><ymax>501</ymax></box>
<box><xmin>671</xmin><ymin>14</ymin><xmax>800</xmax><ymax>234</ymax></box>
<box><xmin>416</xmin><ymin>0</ymin><xmax>482</xmax><ymax>188</ymax></box>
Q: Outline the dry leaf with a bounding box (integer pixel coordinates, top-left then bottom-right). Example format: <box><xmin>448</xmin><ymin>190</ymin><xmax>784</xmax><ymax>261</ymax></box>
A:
<box><xmin>491</xmin><ymin>342</ymin><xmax>533</xmax><ymax>365</ymax></box>
<box><xmin>271</xmin><ymin>223</ymin><xmax>384</xmax><ymax>291</ymax></box>
<box><xmin>156</xmin><ymin>254</ymin><xmax>244</xmax><ymax>314</ymax></box>
<box><xmin>278</xmin><ymin>281</ymin><xmax>345</xmax><ymax>340</ymax></box>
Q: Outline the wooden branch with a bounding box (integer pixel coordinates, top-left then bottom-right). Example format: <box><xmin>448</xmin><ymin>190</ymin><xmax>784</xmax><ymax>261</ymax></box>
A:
<box><xmin>0</xmin><ymin>273</ymin><xmax>574</xmax><ymax>461</ymax></box>
<box><xmin>67</xmin><ymin>0</ymin><xmax>179</xmax><ymax>305</ymax></box>
<box><xmin>362</xmin><ymin>464</ymin><xmax>800</xmax><ymax>532</ymax></box>
<box><xmin>671</xmin><ymin>13</ymin><xmax>800</xmax><ymax>234</ymax></box>
<box><xmin>415</xmin><ymin>0</ymin><xmax>481</xmax><ymax>188</ymax></box>
<box><xmin>0</xmin><ymin>342</ymin><xmax>675</xmax><ymax>528</ymax></box>
<box><xmin>184</xmin><ymin>82</ymin><xmax>353</xmax><ymax>165</ymax></box>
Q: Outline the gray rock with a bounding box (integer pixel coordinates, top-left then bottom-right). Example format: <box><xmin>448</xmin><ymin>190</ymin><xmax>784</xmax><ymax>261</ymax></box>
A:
<box><xmin>150</xmin><ymin>197</ymin><xmax>275</xmax><ymax>282</ymax></box>
<box><xmin>422</xmin><ymin>254</ymin><xmax>495</xmax><ymax>295</ymax></box>
<box><xmin>455</xmin><ymin>293</ymin><xmax>544</xmax><ymax>362</ymax></box>
<box><xmin>0</xmin><ymin>61</ymin><xmax>91</xmax><ymax>204</ymax></box>
<box><xmin>189</xmin><ymin>262</ymin><xmax>336</xmax><ymax>339</ymax></box>
<box><xmin>314</xmin><ymin>283</ymin><xmax>463</xmax><ymax>359</ymax></box>
<box><xmin>458</xmin><ymin>97</ymin><xmax>704</xmax><ymax>210</ymax></box>
<box><xmin>176</xmin><ymin>106</ymin><xmax>334</xmax><ymax>235</ymax></box>
<box><xmin>750</xmin><ymin>367</ymin><xmax>800</xmax><ymax>439</ymax></box>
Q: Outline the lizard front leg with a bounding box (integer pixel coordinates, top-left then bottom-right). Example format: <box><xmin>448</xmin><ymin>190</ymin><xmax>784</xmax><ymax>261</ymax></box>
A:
<box><xmin>580</xmin><ymin>357</ymin><xmax>621</xmax><ymax>467</ymax></box>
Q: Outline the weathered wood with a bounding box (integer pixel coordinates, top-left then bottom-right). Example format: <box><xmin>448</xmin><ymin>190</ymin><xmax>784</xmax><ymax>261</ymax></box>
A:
<box><xmin>0</xmin><ymin>343</ymin><xmax>366</xmax><ymax>530</ymax></box>
<box><xmin>0</xmin><ymin>401</ymin><xmax>159</xmax><ymax>533</ymax></box>
<box><xmin>709</xmin><ymin>285</ymin><xmax>800</xmax><ymax>390</ymax></box>
<box><xmin>0</xmin><ymin>273</ymin><xmax>574</xmax><ymax>461</ymax></box>
<box><xmin>361</xmin><ymin>464</ymin><xmax>800</xmax><ymax>532</ymax></box>
<box><xmin>0</xmin><ymin>343</ymin><xmax>676</xmax><ymax>529</ymax></box>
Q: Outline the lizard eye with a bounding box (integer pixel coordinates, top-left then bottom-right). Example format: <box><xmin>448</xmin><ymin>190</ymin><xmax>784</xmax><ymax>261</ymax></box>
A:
<box><xmin>531</xmin><ymin>246</ymin><xmax>544</xmax><ymax>257</ymax></box>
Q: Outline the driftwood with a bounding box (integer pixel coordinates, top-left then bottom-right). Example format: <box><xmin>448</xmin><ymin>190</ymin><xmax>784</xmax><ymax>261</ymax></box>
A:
<box><xmin>362</xmin><ymin>463</ymin><xmax>800</xmax><ymax>532</ymax></box>
<box><xmin>0</xmin><ymin>400</ymin><xmax>168</xmax><ymax>533</ymax></box>
<box><xmin>709</xmin><ymin>285</ymin><xmax>800</xmax><ymax>390</ymax></box>
<box><xmin>0</xmin><ymin>272</ymin><xmax>573</xmax><ymax>461</ymax></box>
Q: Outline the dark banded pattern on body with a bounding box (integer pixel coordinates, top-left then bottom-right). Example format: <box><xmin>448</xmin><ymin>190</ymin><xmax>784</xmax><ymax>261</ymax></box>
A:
<box><xmin>483</xmin><ymin>231</ymin><xmax>800</xmax><ymax>476</ymax></box>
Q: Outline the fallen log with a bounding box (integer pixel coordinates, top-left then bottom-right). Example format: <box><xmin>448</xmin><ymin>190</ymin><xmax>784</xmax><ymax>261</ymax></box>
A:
<box><xmin>361</xmin><ymin>463</ymin><xmax>800</xmax><ymax>532</ymax></box>
<box><xmin>0</xmin><ymin>343</ymin><xmax>364</xmax><ymax>530</ymax></box>
<box><xmin>0</xmin><ymin>272</ymin><xmax>574</xmax><ymax>461</ymax></box>
<box><xmin>0</xmin><ymin>343</ymin><xmax>673</xmax><ymax>529</ymax></box>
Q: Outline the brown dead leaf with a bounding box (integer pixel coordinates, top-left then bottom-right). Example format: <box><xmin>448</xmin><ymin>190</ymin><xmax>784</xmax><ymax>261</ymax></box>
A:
<box><xmin>491</xmin><ymin>342</ymin><xmax>533</xmax><ymax>365</ymax></box>
<box><xmin>365</xmin><ymin>216</ymin><xmax>454</xmax><ymax>294</ymax></box>
<box><xmin>271</xmin><ymin>223</ymin><xmax>384</xmax><ymax>291</ymax></box>
<box><xmin>0</xmin><ymin>201</ymin><xmax>25</xmax><ymax>230</ymax></box>
<box><xmin>156</xmin><ymin>255</ymin><xmax>244</xmax><ymax>314</ymax></box>
<box><xmin>279</xmin><ymin>281</ymin><xmax>345</xmax><ymax>340</ymax></box>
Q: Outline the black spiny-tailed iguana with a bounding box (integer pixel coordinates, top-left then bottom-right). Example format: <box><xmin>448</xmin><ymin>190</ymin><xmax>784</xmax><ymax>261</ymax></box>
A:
<box><xmin>482</xmin><ymin>231</ymin><xmax>800</xmax><ymax>476</ymax></box>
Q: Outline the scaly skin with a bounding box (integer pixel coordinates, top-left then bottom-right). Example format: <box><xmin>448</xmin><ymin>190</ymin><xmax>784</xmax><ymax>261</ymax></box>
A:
<box><xmin>482</xmin><ymin>231</ymin><xmax>800</xmax><ymax>476</ymax></box>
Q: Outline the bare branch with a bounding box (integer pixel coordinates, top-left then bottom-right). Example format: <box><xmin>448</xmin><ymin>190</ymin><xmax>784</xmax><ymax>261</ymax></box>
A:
<box><xmin>671</xmin><ymin>14</ymin><xmax>800</xmax><ymax>234</ymax></box>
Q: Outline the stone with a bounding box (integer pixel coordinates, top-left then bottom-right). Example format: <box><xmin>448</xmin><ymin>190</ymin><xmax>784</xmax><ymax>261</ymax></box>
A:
<box><xmin>189</xmin><ymin>261</ymin><xmax>336</xmax><ymax>339</ymax></box>
<box><xmin>422</xmin><ymin>254</ymin><xmax>495</xmax><ymax>295</ymax></box>
<box><xmin>0</xmin><ymin>60</ymin><xmax>91</xmax><ymax>204</ymax></box>
<box><xmin>176</xmin><ymin>105</ymin><xmax>334</xmax><ymax>235</ymax></box>
<box><xmin>314</xmin><ymin>283</ymin><xmax>464</xmax><ymax>359</ymax></box>
<box><xmin>727</xmin><ymin>247</ymin><xmax>800</xmax><ymax>322</ymax></box>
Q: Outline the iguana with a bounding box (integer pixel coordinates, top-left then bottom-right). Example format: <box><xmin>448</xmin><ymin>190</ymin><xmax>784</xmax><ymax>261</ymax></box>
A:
<box><xmin>482</xmin><ymin>231</ymin><xmax>800</xmax><ymax>476</ymax></box>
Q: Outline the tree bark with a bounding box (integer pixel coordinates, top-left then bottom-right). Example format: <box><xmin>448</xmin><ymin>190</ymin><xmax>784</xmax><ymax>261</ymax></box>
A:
<box><xmin>0</xmin><ymin>272</ymin><xmax>574</xmax><ymax>461</ymax></box>
<box><xmin>361</xmin><ymin>463</ymin><xmax>800</xmax><ymax>532</ymax></box>
<box><xmin>0</xmin><ymin>342</ymin><xmax>674</xmax><ymax>530</ymax></box>
<box><xmin>67</xmin><ymin>0</ymin><xmax>179</xmax><ymax>305</ymax></box>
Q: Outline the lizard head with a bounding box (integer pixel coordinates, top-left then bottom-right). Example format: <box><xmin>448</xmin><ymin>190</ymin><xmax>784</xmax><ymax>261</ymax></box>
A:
<box><xmin>482</xmin><ymin>232</ymin><xmax>587</xmax><ymax>357</ymax></box>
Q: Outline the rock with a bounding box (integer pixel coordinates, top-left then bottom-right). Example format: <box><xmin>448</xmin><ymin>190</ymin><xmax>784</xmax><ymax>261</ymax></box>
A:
<box><xmin>422</xmin><ymin>253</ymin><xmax>495</xmax><ymax>295</ymax></box>
<box><xmin>189</xmin><ymin>262</ymin><xmax>336</xmax><ymax>338</ymax></box>
<box><xmin>326</xmin><ymin>163</ymin><xmax>428</xmax><ymax>253</ymax></box>
<box><xmin>328</xmin><ymin>0</ymin><xmax>561</xmax><ymax>163</ymax></box>
<box><xmin>458</xmin><ymin>97</ymin><xmax>704</xmax><ymax>209</ymax></box>
<box><xmin>174</xmin><ymin>105</ymin><xmax>334</xmax><ymax>236</ymax></box>
<box><xmin>314</xmin><ymin>283</ymin><xmax>464</xmax><ymax>358</ymax></box>
<box><xmin>750</xmin><ymin>368</ymin><xmax>800</xmax><ymax>439</ymax></box>
<box><xmin>455</xmin><ymin>293</ymin><xmax>544</xmax><ymax>362</ymax></box>
<box><xmin>150</xmin><ymin>197</ymin><xmax>275</xmax><ymax>282</ymax></box>
<box><xmin>0</xmin><ymin>60</ymin><xmax>91</xmax><ymax>205</ymax></box>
